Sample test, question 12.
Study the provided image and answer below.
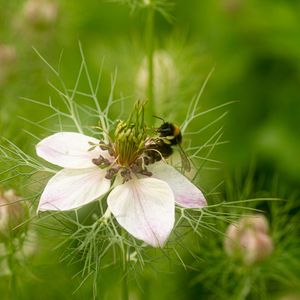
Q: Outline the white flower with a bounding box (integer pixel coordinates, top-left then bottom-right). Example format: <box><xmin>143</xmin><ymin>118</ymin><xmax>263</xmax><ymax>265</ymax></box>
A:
<box><xmin>36</xmin><ymin>132</ymin><xmax>206</xmax><ymax>247</ymax></box>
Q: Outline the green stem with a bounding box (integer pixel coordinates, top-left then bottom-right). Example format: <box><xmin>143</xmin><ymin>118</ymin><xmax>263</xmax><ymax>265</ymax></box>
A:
<box><xmin>6</xmin><ymin>239</ymin><xmax>17</xmax><ymax>299</ymax></box>
<box><xmin>237</xmin><ymin>274</ymin><xmax>252</xmax><ymax>300</ymax></box>
<box><xmin>146</xmin><ymin>4</ymin><xmax>155</xmax><ymax>117</ymax></box>
<box><xmin>121</xmin><ymin>232</ymin><xmax>129</xmax><ymax>300</ymax></box>
<box><xmin>122</xmin><ymin>269</ymin><xmax>129</xmax><ymax>300</ymax></box>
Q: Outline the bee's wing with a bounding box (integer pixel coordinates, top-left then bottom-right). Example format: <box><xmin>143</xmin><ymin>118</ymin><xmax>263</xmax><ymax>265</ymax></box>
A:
<box><xmin>177</xmin><ymin>144</ymin><xmax>191</xmax><ymax>172</ymax></box>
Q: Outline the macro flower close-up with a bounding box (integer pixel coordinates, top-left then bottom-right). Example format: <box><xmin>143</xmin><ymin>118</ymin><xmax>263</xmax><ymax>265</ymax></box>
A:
<box><xmin>1</xmin><ymin>1</ymin><xmax>299</xmax><ymax>299</ymax></box>
<box><xmin>36</xmin><ymin>110</ymin><xmax>207</xmax><ymax>247</ymax></box>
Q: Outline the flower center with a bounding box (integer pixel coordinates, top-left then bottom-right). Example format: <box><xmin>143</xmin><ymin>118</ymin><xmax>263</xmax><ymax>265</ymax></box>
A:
<box><xmin>113</xmin><ymin>120</ymin><xmax>145</xmax><ymax>167</ymax></box>
<box><xmin>92</xmin><ymin>101</ymin><xmax>154</xmax><ymax>181</ymax></box>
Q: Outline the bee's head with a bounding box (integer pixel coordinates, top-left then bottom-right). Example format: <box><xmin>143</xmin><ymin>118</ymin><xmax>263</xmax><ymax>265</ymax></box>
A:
<box><xmin>152</xmin><ymin>116</ymin><xmax>182</xmax><ymax>143</ymax></box>
<box><xmin>157</xmin><ymin>122</ymin><xmax>174</xmax><ymax>136</ymax></box>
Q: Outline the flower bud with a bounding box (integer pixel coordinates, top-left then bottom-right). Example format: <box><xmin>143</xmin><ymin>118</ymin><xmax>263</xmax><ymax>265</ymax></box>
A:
<box><xmin>239</xmin><ymin>213</ymin><xmax>269</xmax><ymax>233</ymax></box>
<box><xmin>221</xmin><ymin>0</ymin><xmax>243</xmax><ymax>13</ymax></box>
<box><xmin>136</xmin><ymin>50</ymin><xmax>178</xmax><ymax>107</ymax></box>
<box><xmin>224</xmin><ymin>214</ymin><xmax>273</xmax><ymax>265</ymax></box>
<box><xmin>0</xmin><ymin>189</ymin><xmax>29</xmax><ymax>240</ymax></box>
<box><xmin>23</xmin><ymin>0</ymin><xmax>58</xmax><ymax>28</ymax></box>
<box><xmin>0</xmin><ymin>44</ymin><xmax>17</xmax><ymax>85</ymax></box>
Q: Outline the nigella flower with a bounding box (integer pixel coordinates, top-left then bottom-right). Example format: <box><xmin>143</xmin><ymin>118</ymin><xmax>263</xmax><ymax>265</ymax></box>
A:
<box><xmin>36</xmin><ymin>105</ymin><xmax>206</xmax><ymax>247</ymax></box>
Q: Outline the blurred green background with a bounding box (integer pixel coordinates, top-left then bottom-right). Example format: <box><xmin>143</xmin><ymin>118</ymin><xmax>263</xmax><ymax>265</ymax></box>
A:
<box><xmin>0</xmin><ymin>0</ymin><xmax>299</xmax><ymax>299</ymax></box>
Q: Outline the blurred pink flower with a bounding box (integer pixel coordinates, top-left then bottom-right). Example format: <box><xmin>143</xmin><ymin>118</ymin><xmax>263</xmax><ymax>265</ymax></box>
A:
<box><xmin>224</xmin><ymin>214</ymin><xmax>273</xmax><ymax>265</ymax></box>
<box><xmin>0</xmin><ymin>44</ymin><xmax>17</xmax><ymax>85</ymax></box>
<box><xmin>0</xmin><ymin>189</ymin><xmax>28</xmax><ymax>240</ymax></box>
<box><xmin>23</xmin><ymin>0</ymin><xmax>58</xmax><ymax>27</ymax></box>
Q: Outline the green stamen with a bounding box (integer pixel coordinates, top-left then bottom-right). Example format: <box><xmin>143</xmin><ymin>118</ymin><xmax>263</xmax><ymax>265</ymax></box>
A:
<box><xmin>113</xmin><ymin>101</ymin><xmax>147</xmax><ymax>167</ymax></box>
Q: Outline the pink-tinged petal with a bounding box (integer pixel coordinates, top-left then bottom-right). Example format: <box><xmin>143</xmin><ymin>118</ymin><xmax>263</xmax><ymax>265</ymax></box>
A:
<box><xmin>38</xmin><ymin>168</ymin><xmax>110</xmax><ymax>211</ymax></box>
<box><xmin>107</xmin><ymin>178</ymin><xmax>175</xmax><ymax>247</ymax></box>
<box><xmin>149</xmin><ymin>162</ymin><xmax>207</xmax><ymax>208</ymax></box>
<box><xmin>36</xmin><ymin>132</ymin><xmax>105</xmax><ymax>169</ymax></box>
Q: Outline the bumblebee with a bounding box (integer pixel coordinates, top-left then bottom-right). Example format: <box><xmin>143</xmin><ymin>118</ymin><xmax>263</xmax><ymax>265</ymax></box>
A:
<box><xmin>156</xmin><ymin>122</ymin><xmax>182</xmax><ymax>145</ymax></box>
<box><xmin>145</xmin><ymin>120</ymin><xmax>191</xmax><ymax>172</ymax></box>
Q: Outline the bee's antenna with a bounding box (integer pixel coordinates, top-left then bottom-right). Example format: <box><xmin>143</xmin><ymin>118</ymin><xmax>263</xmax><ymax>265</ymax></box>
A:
<box><xmin>152</xmin><ymin>115</ymin><xmax>165</xmax><ymax>123</ymax></box>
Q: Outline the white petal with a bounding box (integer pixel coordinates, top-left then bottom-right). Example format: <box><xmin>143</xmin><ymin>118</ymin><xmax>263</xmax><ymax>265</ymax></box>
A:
<box><xmin>36</xmin><ymin>132</ymin><xmax>105</xmax><ymax>169</ymax></box>
<box><xmin>38</xmin><ymin>168</ymin><xmax>110</xmax><ymax>211</ymax></box>
<box><xmin>107</xmin><ymin>178</ymin><xmax>175</xmax><ymax>247</ymax></box>
<box><xmin>149</xmin><ymin>162</ymin><xmax>207</xmax><ymax>208</ymax></box>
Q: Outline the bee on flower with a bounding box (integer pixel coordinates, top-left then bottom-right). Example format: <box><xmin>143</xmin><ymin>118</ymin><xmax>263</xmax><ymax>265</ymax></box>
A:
<box><xmin>36</xmin><ymin>102</ymin><xmax>206</xmax><ymax>247</ymax></box>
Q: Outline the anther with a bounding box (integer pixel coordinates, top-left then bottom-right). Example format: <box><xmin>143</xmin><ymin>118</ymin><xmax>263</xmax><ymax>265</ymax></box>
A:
<box><xmin>99</xmin><ymin>144</ymin><xmax>108</xmax><ymax>151</ymax></box>
<box><xmin>130</xmin><ymin>162</ymin><xmax>142</xmax><ymax>173</ymax></box>
<box><xmin>140</xmin><ymin>169</ymin><xmax>152</xmax><ymax>177</ymax></box>
<box><xmin>92</xmin><ymin>155</ymin><xmax>111</xmax><ymax>167</ymax></box>
<box><xmin>120</xmin><ymin>168</ymin><xmax>132</xmax><ymax>181</ymax></box>
<box><xmin>105</xmin><ymin>168</ymin><xmax>119</xmax><ymax>180</ymax></box>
